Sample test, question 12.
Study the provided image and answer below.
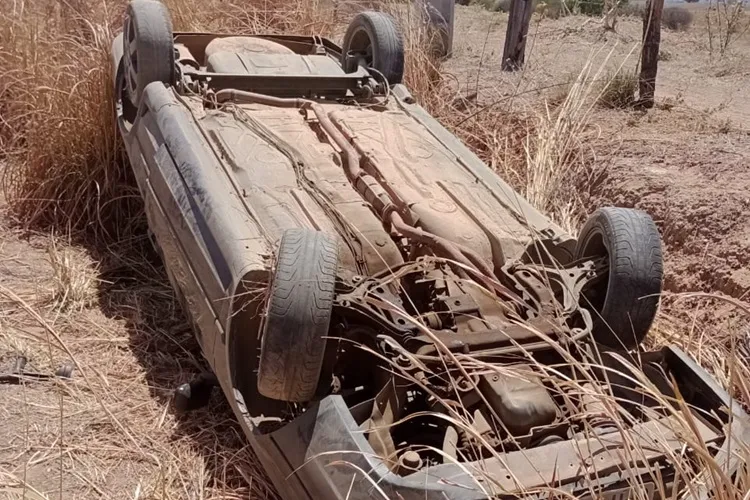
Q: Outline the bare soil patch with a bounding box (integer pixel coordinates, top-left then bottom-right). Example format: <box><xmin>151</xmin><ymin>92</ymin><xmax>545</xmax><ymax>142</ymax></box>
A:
<box><xmin>0</xmin><ymin>204</ymin><xmax>276</xmax><ymax>499</ymax></box>
<box><xmin>447</xmin><ymin>5</ymin><xmax>750</xmax><ymax>305</ymax></box>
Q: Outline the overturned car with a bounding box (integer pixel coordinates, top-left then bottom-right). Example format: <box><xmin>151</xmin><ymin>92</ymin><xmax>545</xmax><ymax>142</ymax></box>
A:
<box><xmin>111</xmin><ymin>1</ymin><xmax>749</xmax><ymax>498</ymax></box>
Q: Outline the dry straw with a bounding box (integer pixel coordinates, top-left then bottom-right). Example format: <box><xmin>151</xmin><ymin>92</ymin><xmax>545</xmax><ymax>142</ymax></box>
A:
<box><xmin>1</xmin><ymin>0</ymin><xmax>749</xmax><ymax>498</ymax></box>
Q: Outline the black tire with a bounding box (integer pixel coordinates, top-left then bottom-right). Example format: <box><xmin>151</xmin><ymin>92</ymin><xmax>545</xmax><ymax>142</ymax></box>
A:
<box><xmin>576</xmin><ymin>207</ymin><xmax>663</xmax><ymax>349</ymax></box>
<box><xmin>257</xmin><ymin>229</ymin><xmax>339</xmax><ymax>402</ymax></box>
<box><xmin>341</xmin><ymin>11</ymin><xmax>405</xmax><ymax>85</ymax></box>
<box><xmin>122</xmin><ymin>0</ymin><xmax>175</xmax><ymax>107</ymax></box>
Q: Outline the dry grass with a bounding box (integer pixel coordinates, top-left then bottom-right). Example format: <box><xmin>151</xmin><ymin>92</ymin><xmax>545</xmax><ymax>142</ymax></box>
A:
<box><xmin>522</xmin><ymin>59</ymin><xmax>607</xmax><ymax>233</ymax></box>
<box><xmin>47</xmin><ymin>237</ymin><xmax>98</xmax><ymax>311</ymax></box>
<box><xmin>2</xmin><ymin>0</ymin><xmax>750</xmax><ymax>498</ymax></box>
<box><xmin>0</xmin><ymin>255</ymin><xmax>280</xmax><ymax>499</ymax></box>
<box><xmin>598</xmin><ymin>69</ymin><xmax>638</xmax><ymax>109</ymax></box>
<box><xmin>345</xmin><ymin>259</ymin><xmax>750</xmax><ymax>498</ymax></box>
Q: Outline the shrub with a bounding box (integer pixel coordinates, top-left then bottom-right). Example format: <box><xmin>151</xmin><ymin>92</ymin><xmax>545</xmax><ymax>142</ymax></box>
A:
<box><xmin>619</xmin><ymin>2</ymin><xmax>645</xmax><ymax>18</ymax></box>
<box><xmin>662</xmin><ymin>6</ymin><xmax>693</xmax><ymax>31</ymax></box>
<box><xmin>598</xmin><ymin>71</ymin><xmax>638</xmax><ymax>109</ymax></box>
<box><xmin>489</xmin><ymin>0</ymin><xmax>512</xmax><ymax>12</ymax></box>
<box><xmin>577</xmin><ymin>0</ymin><xmax>629</xmax><ymax>18</ymax></box>
<box><xmin>537</xmin><ymin>0</ymin><xmax>565</xmax><ymax>19</ymax></box>
<box><xmin>579</xmin><ymin>0</ymin><xmax>605</xmax><ymax>16</ymax></box>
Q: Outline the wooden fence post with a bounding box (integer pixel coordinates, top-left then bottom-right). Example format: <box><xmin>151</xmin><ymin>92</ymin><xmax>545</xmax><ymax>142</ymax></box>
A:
<box><xmin>639</xmin><ymin>0</ymin><xmax>665</xmax><ymax>108</ymax></box>
<box><xmin>420</xmin><ymin>0</ymin><xmax>455</xmax><ymax>58</ymax></box>
<box><xmin>502</xmin><ymin>0</ymin><xmax>535</xmax><ymax>71</ymax></box>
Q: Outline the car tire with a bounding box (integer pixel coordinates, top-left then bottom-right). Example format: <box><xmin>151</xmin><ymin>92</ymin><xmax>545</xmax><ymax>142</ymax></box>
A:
<box><xmin>257</xmin><ymin>229</ymin><xmax>339</xmax><ymax>402</ymax></box>
<box><xmin>341</xmin><ymin>11</ymin><xmax>404</xmax><ymax>85</ymax></box>
<box><xmin>576</xmin><ymin>207</ymin><xmax>663</xmax><ymax>349</ymax></box>
<box><xmin>122</xmin><ymin>0</ymin><xmax>175</xmax><ymax>108</ymax></box>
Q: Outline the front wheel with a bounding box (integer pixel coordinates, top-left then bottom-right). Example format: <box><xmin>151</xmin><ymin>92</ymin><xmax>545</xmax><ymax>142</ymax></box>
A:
<box><xmin>257</xmin><ymin>229</ymin><xmax>339</xmax><ymax>402</ymax></box>
<box><xmin>576</xmin><ymin>207</ymin><xmax>663</xmax><ymax>349</ymax></box>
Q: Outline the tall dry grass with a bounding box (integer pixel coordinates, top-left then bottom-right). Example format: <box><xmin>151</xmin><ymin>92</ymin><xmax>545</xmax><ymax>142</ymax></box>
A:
<box><xmin>323</xmin><ymin>256</ymin><xmax>750</xmax><ymax>498</ymax></box>
<box><xmin>0</xmin><ymin>0</ymin><xmax>442</xmax><ymax>242</ymax></box>
<box><xmin>1</xmin><ymin>0</ymin><xmax>127</xmax><ymax>241</ymax></box>
<box><xmin>2</xmin><ymin>0</ymin><xmax>750</xmax><ymax>498</ymax></box>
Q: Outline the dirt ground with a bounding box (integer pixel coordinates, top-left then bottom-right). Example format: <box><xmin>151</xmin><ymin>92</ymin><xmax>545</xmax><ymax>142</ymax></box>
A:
<box><xmin>446</xmin><ymin>4</ymin><xmax>750</xmax><ymax>300</ymax></box>
<box><xmin>2</xmin><ymin>3</ymin><xmax>750</xmax><ymax>499</ymax></box>
<box><xmin>0</xmin><ymin>198</ymin><xmax>274</xmax><ymax>498</ymax></box>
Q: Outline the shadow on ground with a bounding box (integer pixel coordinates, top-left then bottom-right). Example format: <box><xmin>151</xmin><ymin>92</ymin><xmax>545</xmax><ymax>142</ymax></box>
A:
<box><xmin>92</xmin><ymin>235</ymin><xmax>279</xmax><ymax>498</ymax></box>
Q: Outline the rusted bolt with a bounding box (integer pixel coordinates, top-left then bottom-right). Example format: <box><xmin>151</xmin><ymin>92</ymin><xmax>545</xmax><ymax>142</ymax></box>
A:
<box><xmin>395</xmin><ymin>354</ymin><xmax>411</xmax><ymax>368</ymax></box>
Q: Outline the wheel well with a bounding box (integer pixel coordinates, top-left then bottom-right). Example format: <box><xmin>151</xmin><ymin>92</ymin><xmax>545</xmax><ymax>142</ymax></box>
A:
<box><xmin>225</xmin><ymin>269</ymin><xmax>288</xmax><ymax>421</ymax></box>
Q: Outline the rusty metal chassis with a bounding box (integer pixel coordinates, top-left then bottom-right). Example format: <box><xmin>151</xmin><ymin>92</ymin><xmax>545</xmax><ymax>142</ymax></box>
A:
<box><xmin>333</xmin><ymin>255</ymin><xmax>604</xmax><ymax>358</ymax></box>
<box><xmin>172</xmin><ymin>32</ymin><xmax>385</xmax><ymax>99</ymax></box>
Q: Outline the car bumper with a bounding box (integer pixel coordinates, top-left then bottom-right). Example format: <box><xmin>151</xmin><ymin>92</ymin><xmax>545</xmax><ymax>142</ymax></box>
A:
<box><xmin>245</xmin><ymin>345</ymin><xmax>750</xmax><ymax>500</ymax></box>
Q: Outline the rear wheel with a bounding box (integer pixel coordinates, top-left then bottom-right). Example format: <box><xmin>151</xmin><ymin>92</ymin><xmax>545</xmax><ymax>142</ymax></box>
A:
<box><xmin>576</xmin><ymin>207</ymin><xmax>663</xmax><ymax>349</ymax></box>
<box><xmin>257</xmin><ymin>229</ymin><xmax>339</xmax><ymax>402</ymax></box>
<box><xmin>122</xmin><ymin>0</ymin><xmax>175</xmax><ymax>107</ymax></box>
<box><xmin>341</xmin><ymin>11</ymin><xmax>404</xmax><ymax>85</ymax></box>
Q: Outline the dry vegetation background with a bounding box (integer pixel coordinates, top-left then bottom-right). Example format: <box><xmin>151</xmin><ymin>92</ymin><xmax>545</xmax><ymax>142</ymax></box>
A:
<box><xmin>2</xmin><ymin>0</ymin><xmax>750</xmax><ymax>498</ymax></box>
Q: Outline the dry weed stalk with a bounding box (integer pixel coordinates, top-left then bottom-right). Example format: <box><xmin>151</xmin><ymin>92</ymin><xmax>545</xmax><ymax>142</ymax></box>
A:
<box><xmin>706</xmin><ymin>0</ymin><xmax>750</xmax><ymax>55</ymax></box>
<box><xmin>336</xmin><ymin>262</ymin><xmax>750</xmax><ymax>497</ymax></box>
<box><xmin>520</xmin><ymin>53</ymin><xmax>622</xmax><ymax>233</ymax></box>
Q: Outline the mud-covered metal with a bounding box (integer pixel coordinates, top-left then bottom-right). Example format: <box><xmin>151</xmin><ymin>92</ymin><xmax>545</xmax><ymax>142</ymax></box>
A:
<box><xmin>110</xmin><ymin>10</ymin><xmax>750</xmax><ymax>500</ymax></box>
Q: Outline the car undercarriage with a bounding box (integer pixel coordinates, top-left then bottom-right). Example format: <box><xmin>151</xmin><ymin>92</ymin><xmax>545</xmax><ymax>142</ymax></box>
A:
<box><xmin>111</xmin><ymin>1</ymin><xmax>750</xmax><ymax>498</ymax></box>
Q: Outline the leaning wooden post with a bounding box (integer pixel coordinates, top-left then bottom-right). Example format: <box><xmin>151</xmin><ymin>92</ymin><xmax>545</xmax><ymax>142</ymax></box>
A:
<box><xmin>638</xmin><ymin>0</ymin><xmax>665</xmax><ymax>108</ymax></box>
<box><xmin>502</xmin><ymin>0</ymin><xmax>535</xmax><ymax>71</ymax></box>
<box><xmin>419</xmin><ymin>0</ymin><xmax>455</xmax><ymax>58</ymax></box>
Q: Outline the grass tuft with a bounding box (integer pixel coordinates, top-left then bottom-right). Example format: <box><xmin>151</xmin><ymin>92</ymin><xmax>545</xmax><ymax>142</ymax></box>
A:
<box><xmin>598</xmin><ymin>70</ymin><xmax>638</xmax><ymax>109</ymax></box>
<box><xmin>47</xmin><ymin>237</ymin><xmax>99</xmax><ymax>311</ymax></box>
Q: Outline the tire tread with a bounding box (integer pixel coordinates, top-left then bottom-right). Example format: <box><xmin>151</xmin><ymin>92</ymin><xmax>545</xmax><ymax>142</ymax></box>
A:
<box><xmin>342</xmin><ymin>11</ymin><xmax>405</xmax><ymax>85</ymax></box>
<box><xmin>576</xmin><ymin>207</ymin><xmax>664</xmax><ymax>349</ymax></box>
<box><xmin>257</xmin><ymin>229</ymin><xmax>338</xmax><ymax>402</ymax></box>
